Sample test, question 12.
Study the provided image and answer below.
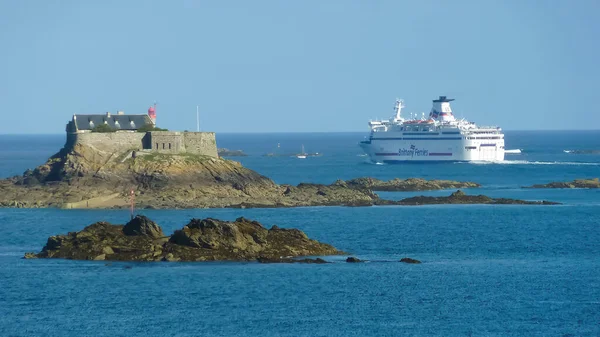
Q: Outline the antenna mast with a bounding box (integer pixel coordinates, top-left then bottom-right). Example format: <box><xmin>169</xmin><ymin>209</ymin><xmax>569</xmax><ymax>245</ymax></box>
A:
<box><xmin>394</xmin><ymin>99</ymin><xmax>405</xmax><ymax>121</ymax></box>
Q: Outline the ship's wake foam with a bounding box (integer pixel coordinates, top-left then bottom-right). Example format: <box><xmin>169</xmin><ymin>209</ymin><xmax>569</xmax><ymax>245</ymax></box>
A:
<box><xmin>465</xmin><ymin>160</ymin><xmax>600</xmax><ymax>166</ymax></box>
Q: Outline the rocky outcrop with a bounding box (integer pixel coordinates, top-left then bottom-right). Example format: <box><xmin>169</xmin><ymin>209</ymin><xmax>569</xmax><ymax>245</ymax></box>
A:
<box><xmin>375</xmin><ymin>190</ymin><xmax>560</xmax><ymax>205</ymax></box>
<box><xmin>0</xmin><ymin>142</ymin><xmax>376</xmax><ymax>209</ymax></box>
<box><xmin>346</xmin><ymin>257</ymin><xmax>363</xmax><ymax>263</ymax></box>
<box><xmin>525</xmin><ymin>178</ymin><xmax>600</xmax><ymax>189</ymax></box>
<box><xmin>26</xmin><ymin>216</ymin><xmax>343</xmax><ymax>262</ymax></box>
<box><xmin>122</xmin><ymin>215</ymin><xmax>164</xmax><ymax>238</ymax></box>
<box><xmin>218</xmin><ymin>148</ymin><xmax>247</xmax><ymax>157</ymax></box>
<box><xmin>0</xmin><ymin>141</ymin><xmax>560</xmax><ymax>209</ymax></box>
<box><xmin>400</xmin><ymin>257</ymin><xmax>421</xmax><ymax>264</ymax></box>
<box><xmin>341</xmin><ymin>177</ymin><xmax>480</xmax><ymax>191</ymax></box>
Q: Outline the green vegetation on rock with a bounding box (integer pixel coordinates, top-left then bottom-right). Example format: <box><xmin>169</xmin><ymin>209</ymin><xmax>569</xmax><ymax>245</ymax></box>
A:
<box><xmin>137</xmin><ymin>124</ymin><xmax>168</xmax><ymax>132</ymax></box>
<box><xmin>91</xmin><ymin>124</ymin><xmax>116</xmax><ymax>133</ymax></box>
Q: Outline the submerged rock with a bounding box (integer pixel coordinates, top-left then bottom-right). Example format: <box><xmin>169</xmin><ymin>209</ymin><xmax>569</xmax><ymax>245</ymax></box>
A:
<box><xmin>28</xmin><ymin>216</ymin><xmax>343</xmax><ymax>263</ymax></box>
<box><xmin>525</xmin><ymin>178</ymin><xmax>600</xmax><ymax>189</ymax></box>
<box><xmin>256</xmin><ymin>257</ymin><xmax>329</xmax><ymax>264</ymax></box>
<box><xmin>343</xmin><ymin>177</ymin><xmax>480</xmax><ymax>191</ymax></box>
<box><xmin>345</xmin><ymin>257</ymin><xmax>363</xmax><ymax>263</ymax></box>
<box><xmin>400</xmin><ymin>257</ymin><xmax>421</xmax><ymax>264</ymax></box>
<box><xmin>375</xmin><ymin>190</ymin><xmax>561</xmax><ymax>206</ymax></box>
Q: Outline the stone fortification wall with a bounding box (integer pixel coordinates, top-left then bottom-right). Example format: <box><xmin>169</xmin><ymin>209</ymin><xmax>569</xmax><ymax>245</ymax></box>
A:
<box><xmin>147</xmin><ymin>132</ymin><xmax>184</xmax><ymax>153</ymax></box>
<box><xmin>183</xmin><ymin>132</ymin><xmax>218</xmax><ymax>157</ymax></box>
<box><xmin>66</xmin><ymin>132</ymin><xmax>145</xmax><ymax>153</ymax></box>
<box><xmin>65</xmin><ymin>130</ymin><xmax>218</xmax><ymax>157</ymax></box>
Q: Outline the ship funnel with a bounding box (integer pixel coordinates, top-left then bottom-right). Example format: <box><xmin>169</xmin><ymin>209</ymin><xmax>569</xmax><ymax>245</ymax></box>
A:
<box><xmin>429</xmin><ymin>96</ymin><xmax>456</xmax><ymax>122</ymax></box>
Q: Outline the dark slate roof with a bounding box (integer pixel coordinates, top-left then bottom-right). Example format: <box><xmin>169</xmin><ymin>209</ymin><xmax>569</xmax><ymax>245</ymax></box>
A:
<box><xmin>73</xmin><ymin>114</ymin><xmax>152</xmax><ymax>130</ymax></box>
<box><xmin>432</xmin><ymin>96</ymin><xmax>455</xmax><ymax>103</ymax></box>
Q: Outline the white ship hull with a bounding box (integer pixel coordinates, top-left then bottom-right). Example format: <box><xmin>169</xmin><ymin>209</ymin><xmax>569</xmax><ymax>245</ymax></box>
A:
<box><xmin>360</xmin><ymin>96</ymin><xmax>505</xmax><ymax>163</ymax></box>
<box><xmin>360</xmin><ymin>132</ymin><xmax>505</xmax><ymax>163</ymax></box>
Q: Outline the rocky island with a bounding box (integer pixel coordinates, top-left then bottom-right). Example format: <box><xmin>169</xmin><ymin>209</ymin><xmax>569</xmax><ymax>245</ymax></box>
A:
<box><xmin>375</xmin><ymin>190</ymin><xmax>561</xmax><ymax>205</ymax></box>
<box><xmin>25</xmin><ymin>215</ymin><xmax>343</xmax><ymax>262</ymax></box>
<box><xmin>0</xmin><ymin>111</ymin><xmax>559</xmax><ymax>209</ymax></box>
<box><xmin>217</xmin><ymin>148</ymin><xmax>247</xmax><ymax>157</ymax></box>
<box><xmin>525</xmin><ymin>178</ymin><xmax>600</xmax><ymax>189</ymax></box>
<box><xmin>0</xmin><ymin>145</ymin><xmax>559</xmax><ymax>209</ymax></box>
<box><xmin>338</xmin><ymin>177</ymin><xmax>480</xmax><ymax>191</ymax></box>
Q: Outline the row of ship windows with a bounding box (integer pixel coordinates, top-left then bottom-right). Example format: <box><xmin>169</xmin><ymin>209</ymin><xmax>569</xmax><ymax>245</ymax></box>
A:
<box><xmin>467</xmin><ymin>137</ymin><xmax>503</xmax><ymax>140</ymax></box>
<box><xmin>400</xmin><ymin>127</ymin><xmax>436</xmax><ymax>132</ymax></box>
<box><xmin>398</xmin><ymin>128</ymin><xmax>500</xmax><ymax>135</ymax></box>
<box><xmin>465</xmin><ymin>146</ymin><xmax>505</xmax><ymax>150</ymax></box>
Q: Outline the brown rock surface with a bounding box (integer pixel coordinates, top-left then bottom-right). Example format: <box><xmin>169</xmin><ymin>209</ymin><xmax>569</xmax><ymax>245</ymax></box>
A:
<box><xmin>0</xmin><ymin>141</ymin><xmax>559</xmax><ymax>209</ymax></box>
<box><xmin>375</xmin><ymin>190</ymin><xmax>560</xmax><ymax>205</ymax></box>
<box><xmin>28</xmin><ymin>216</ymin><xmax>343</xmax><ymax>262</ymax></box>
<box><xmin>525</xmin><ymin>178</ymin><xmax>600</xmax><ymax>189</ymax></box>
<box><xmin>0</xmin><ymin>142</ymin><xmax>375</xmax><ymax>209</ymax></box>
<box><xmin>343</xmin><ymin>177</ymin><xmax>480</xmax><ymax>191</ymax></box>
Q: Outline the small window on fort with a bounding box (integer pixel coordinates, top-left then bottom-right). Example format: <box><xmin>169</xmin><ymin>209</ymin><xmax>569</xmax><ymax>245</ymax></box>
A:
<box><xmin>155</xmin><ymin>143</ymin><xmax>158</xmax><ymax>149</ymax></box>
<box><xmin>169</xmin><ymin>143</ymin><xmax>171</xmax><ymax>150</ymax></box>
<box><xmin>162</xmin><ymin>143</ymin><xmax>165</xmax><ymax>149</ymax></box>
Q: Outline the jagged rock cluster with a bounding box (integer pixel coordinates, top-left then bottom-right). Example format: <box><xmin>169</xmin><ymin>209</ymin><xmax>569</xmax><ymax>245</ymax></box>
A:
<box><xmin>26</xmin><ymin>215</ymin><xmax>342</xmax><ymax>262</ymax></box>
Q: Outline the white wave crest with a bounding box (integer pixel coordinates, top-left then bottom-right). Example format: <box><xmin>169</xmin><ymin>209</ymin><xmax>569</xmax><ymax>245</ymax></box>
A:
<box><xmin>465</xmin><ymin>160</ymin><xmax>600</xmax><ymax>166</ymax></box>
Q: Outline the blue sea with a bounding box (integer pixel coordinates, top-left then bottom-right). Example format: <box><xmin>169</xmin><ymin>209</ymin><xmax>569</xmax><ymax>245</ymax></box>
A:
<box><xmin>1</xmin><ymin>131</ymin><xmax>599</xmax><ymax>336</ymax></box>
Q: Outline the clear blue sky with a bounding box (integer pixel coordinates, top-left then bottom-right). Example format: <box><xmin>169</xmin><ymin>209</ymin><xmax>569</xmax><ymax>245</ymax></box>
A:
<box><xmin>1</xmin><ymin>0</ymin><xmax>599</xmax><ymax>133</ymax></box>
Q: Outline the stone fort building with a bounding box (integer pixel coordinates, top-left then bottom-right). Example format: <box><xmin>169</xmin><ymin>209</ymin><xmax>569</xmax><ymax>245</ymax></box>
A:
<box><xmin>64</xmin><ymin>106</ymin><xmax>218</xmax><ymax>157</ymax></box>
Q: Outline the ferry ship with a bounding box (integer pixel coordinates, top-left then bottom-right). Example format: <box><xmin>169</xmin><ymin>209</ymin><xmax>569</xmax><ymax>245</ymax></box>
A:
<box><xmin>360</xmin><ymin>96</ymin><xmax>505</xmax><ymax>162</ymax></box>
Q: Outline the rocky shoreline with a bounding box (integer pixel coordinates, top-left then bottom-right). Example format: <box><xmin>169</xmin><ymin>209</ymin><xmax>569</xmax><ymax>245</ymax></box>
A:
<box><xmin>217</xmin><ymin>148</ymin><xmax>247</xmax><ymax>157</ymax></box>
<box><xmin>338</xmin><ymin>177</ymin><xmax>480</xmax><ymax>191</ymax></box>
<box><xmin>0</xmin><ymin>141</ymin><xmax>560</xmax><ymax>209</ymax></box>
<box><xmin>376</xmin><ymin>190</ymin><xmax>560</xmax><ymax>205</ymax></box>
<box><xmin>25</xmin><ymin>215</ymin><xmax>344</xmax><ymax>262</ymax></box>
<box><xmin>525</xmin><ymin>178</ymin><xmax>600</xmax><ymax>189</ymax></box>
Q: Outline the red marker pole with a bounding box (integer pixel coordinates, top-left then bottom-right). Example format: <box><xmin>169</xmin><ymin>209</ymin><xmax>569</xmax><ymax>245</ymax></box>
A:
<box><xmin>130</xmin><ymin>189</ymin><xmax>135</xmax><ymax>220</ymax></box>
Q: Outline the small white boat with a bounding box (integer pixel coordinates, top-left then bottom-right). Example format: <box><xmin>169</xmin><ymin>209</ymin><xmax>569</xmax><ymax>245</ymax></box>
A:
<box><xmin>296</xmin><ymin>145</ymin><xmax>307</xmax><ymax>159</ymax></box>
<box><xmin>505</xmin><ymin>149</ymin><xmax>522</xmax><ymax>154</ymax></box>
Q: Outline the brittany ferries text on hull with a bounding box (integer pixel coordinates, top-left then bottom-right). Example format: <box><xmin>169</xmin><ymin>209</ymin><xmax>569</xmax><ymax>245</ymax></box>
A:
<box><xmin>359</xmin><ymin>96</ymin><xmax>505</xmax><ymax>163</ymax></box>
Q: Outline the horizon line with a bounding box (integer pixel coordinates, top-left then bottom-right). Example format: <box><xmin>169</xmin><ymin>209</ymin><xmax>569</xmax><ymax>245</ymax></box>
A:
<box><xmin>1</xmin><ymin>129</ymin><xmax>600</xmax><ymax>136</ymax></box>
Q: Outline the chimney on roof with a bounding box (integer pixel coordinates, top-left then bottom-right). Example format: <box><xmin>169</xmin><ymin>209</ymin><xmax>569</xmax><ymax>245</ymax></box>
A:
<box><xmin>106</xmin><ymin>112</ymin><xmax>111</xmax><ymax>118</ymax></box>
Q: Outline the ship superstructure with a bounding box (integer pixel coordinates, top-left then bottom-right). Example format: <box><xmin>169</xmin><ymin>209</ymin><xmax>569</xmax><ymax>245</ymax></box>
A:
<box><xmin>360</xmin><ymin>96</ymin><xmax>505</xmax><ymax>162</ymax></box>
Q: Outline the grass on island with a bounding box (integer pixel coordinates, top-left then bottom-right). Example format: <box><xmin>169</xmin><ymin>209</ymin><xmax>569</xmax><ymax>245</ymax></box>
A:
<box><xmin>132</xmin><ymin>152</ymin><xmax>216</xmax><ymax>164</ymax></box>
